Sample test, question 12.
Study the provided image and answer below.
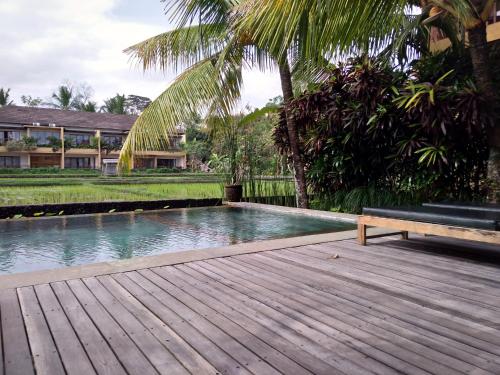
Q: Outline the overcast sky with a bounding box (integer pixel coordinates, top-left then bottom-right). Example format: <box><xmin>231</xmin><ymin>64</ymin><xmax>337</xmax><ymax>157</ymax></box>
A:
<box><xmin>0</xmin><ymin>0</ymin><xmax>282</xmax><ymax>109</ymax></box>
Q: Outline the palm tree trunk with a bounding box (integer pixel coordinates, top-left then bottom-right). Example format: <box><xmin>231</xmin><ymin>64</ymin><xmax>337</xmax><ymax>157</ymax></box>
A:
<box><xmin>278</xmin><ymin>61</ymin><xmax>309</xmax><ymax>208</ymax></box>
<box><xmin>468</xmin><ymin>22</ymin><xmax>499</xmax><ymax>202</ymax></box>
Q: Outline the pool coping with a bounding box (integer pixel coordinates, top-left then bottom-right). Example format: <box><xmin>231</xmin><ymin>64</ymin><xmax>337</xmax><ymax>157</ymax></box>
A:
<box><xmin>226</xmin><ymin>202</ymin><xmax>358</xmax><ymax>223</ymax></box>
<box><xmin>0</xmin><ymin>202</ymin><xmax>370</xmax><ymax>289</ymax></box>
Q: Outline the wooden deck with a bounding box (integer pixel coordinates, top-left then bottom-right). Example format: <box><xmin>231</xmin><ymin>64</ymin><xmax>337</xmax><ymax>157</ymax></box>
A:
<box><xmin>1</xmin><ymin>236</ymin><xmax>500</xmax><ymax>374</ymax></box>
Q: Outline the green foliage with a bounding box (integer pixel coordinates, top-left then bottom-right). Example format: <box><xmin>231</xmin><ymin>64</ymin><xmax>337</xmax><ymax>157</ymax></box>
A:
<box><xmin>5</xmin><ymin>136</ymin><xmax>38</xmax><ymax>152</ymax></box>
<box><xmin>183</xmin><ymin>113</ymin><xmax>212</xmax><ymax>169</ymax></box>
<box><xmin>311</xmin><ymin>186</ymin><xmax>424</xmax><ymax>214</ymax></box>
<box><xmin>0</xmin><ymin>168</ymin><xmax>99</xmax><ymax>176</ymax></box>
<box><xmin>21</xmin><ymin>95</ymin><xmax>43</xmax><ymax>107</ymax></box>
<box><xmin>101</xmin><ymin>94</ymin><xmax>128</xmax><ymax>114</ymax></box>
<box><xmin>78</xmin><ymin>101</ymin><xmax>97</xmax><ymax>112</ymax></box>
<box><xmin>51</xmin><ymin>85</ymin><xmax>77</xmax><ymax>110</ymax></box>
<box><xmin>277</xmin><ymin>54</ymin><xmax>492</xmax><ymax>208</ymax></box>
<box><xmin>0</xmin><ymin>88</ymin><xmax>14</xmax><ymax>106</ymax></box>
<box><xmin>0</xmin><ymin>179</ymin><xmax>291</xmax><ymax>206</ymax></box>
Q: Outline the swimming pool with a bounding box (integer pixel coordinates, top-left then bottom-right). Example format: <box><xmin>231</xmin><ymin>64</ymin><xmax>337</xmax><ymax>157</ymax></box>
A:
<box><xmin>0</xmin><ymin>206</ymin><xmax>355</xmax><ymax>274</ymax></box>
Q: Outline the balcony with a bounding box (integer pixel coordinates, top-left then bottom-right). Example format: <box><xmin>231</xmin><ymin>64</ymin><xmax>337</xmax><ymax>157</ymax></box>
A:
<box><xmin>430</xmin><ymin>4</ymin><xmax>500</xmax><ymax>52</ymax></box>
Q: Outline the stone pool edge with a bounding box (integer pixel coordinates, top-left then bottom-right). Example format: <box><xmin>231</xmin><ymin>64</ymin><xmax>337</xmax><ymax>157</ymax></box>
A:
<box><xmin>0</xmin><ymin>226</ymin><xmax>395</xmax><ymax>290</ymax></box>
<box><xmin>226</xmin><ymin>201</ymin><xmax>358</xmax><ymax>223</ymax></box>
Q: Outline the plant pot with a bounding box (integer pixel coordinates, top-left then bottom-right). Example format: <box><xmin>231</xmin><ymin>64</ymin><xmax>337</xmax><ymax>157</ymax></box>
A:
<box><xmin>225</xmin><ymin>184</ymin><xmax>243</xmax><ymax>202</ymax></box>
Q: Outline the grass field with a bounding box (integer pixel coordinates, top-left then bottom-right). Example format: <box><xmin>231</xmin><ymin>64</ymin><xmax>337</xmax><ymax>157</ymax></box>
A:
<box><xmin>0</xmin><ymin>177</ymin><xmax>294</xmax><ymax>206</ymax></box>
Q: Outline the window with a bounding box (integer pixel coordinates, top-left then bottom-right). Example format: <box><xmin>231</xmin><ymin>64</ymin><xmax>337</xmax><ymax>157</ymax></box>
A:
<box><xmin>0</xmin><ymin>156</ymin><xmax>21</xmax><ymax>168</ymax></box>
<box><xmin>31</xmin><ymin>131</ymin><xmax>59</xmax><ymax>146</ymax></box>
<box><xmin>102</xmin><ymin>135</ymin><xmax>123</xmax><ymax>147</ymax></box>
<box><xmin>65</xmin><ymin>133</ymin><xmax>90</xmax><ymax>146</ymax></box>
<box><xmin>489</xmin><ymin>1</ymin><xmax>500</xmax><ymax>23</ymax></box>
<box><xmin>157</xmin><ymin>158</ymin><xmax>176</xmax><ymax>168</ymax></box>
<box><xmin>0</xmin><ymin>130</ymin><xmax>22</xmax><ymax>144</ymax></box>
<box><xmin>64</xmin><ymin>157</ymin><xmax>94</xmax><ymax>169</ymax></box>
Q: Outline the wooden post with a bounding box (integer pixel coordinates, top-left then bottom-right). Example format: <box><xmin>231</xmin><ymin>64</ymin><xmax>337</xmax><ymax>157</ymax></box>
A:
<box><xmin>60</xmin><ymin>127</ymin><xmax>64</xmax><ymax>169</ymax></box>
<box><xmin>95</xmin><ymin>130</ymin><xmax>101</xmax><ymax>170</ymax></box>
<box><xmin>401</xmin><ymin>231</ymin><xmax>409</xmax><ymax>240</ymax></box>
<box><xmin>358</xmin><ymin>223</ymin><xmax>367</xmax><ymax>245</ymax></box>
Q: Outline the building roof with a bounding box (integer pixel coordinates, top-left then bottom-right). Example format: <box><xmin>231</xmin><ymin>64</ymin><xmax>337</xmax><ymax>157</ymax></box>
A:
<box><xmin>0</xmin><ymin>106</ymin><xmax>138</xmax><ymax>132</ymax></box>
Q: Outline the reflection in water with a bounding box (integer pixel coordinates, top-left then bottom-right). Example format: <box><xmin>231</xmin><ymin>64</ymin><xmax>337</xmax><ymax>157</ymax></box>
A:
<box><xmin>0</xmin><ymin>207</ymin><xmax>354</xmax><ymax>274</ymax></box>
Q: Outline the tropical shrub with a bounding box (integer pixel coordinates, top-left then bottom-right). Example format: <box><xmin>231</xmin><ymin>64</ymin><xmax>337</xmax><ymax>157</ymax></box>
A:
<box><xmin>276</xmin><ymin>55</ymin><xmax>493</xmax><ymax>212</ymax></box>
<box><xmin>5</xmin><ymin>136</ymin><xmax>38</xmax><ymax>152</ymax></box>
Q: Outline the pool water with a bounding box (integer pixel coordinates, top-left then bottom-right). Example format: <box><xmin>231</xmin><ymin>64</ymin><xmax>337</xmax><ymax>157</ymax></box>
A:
<box><xmin>0</xmin><ymin>207</ymin><xmax>354</xmax><ymax>274</ymax></box>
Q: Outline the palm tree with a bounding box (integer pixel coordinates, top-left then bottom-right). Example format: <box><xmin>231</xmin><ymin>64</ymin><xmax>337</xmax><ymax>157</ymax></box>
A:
<box><xmin>51</xmin><ymin>85</ymin><xmax>77</xmax><ymax>110</ymax></box>
<box><xmin>77</xmin><ymin>101</ymin><xmax>97</xmax><ymax>112</ymax></box>
<box><xmin>0</xmin><ymin>88</ymin><xmax>14</xmax><ymax>106</ymax></box>
<box><xmin>239</xmin><ymin>0</ymin><xmax>499</xmax><ymax>198</ymax></box>
<box><xmin>119</xmin><ymin>0</ymin><xmax>310</xmax><ymax>207</ymax></box>
<box><xmin>101</xmin><ymin>94</ymin><xmax>128</xmax><ymax>115</ymax></box>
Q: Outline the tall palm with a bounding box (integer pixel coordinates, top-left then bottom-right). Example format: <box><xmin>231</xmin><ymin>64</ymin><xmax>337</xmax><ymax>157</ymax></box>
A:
<box><xmin>239</xmin><ymin>0</ymin><xmax>499</xmax><ymax>198</ymax></box>
<box><xmin>0</xmin><ymin>88</ymin><xmax>14</xmax><ymax>106</ymax></box>
<box><xmin>77</xmin><ymin>101</ymin><xmax>97</xmax><ymax>112</ymax></box>
<box><xmin>101</xmin><ymin>94</ymin><xmax>128</xmax><ymax>114</ymax></box>
<box><xmin>119</xmin><ymin>0</ymin><xmax>311</xmax><ymax>207</ymax></box>
<box><xmin>51</xmin><ymin>85</ymin><xmax>77</xmax><ymax>110</ymax></box>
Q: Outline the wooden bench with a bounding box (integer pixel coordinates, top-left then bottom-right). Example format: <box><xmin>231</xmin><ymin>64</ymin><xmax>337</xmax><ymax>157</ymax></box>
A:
<box><xmin>357</xmin><ymin>204</ymin><xmax>500</xmax><ymax>245</ymax></box>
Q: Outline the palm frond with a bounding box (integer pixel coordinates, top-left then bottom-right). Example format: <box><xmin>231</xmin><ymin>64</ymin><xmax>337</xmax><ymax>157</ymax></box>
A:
<box><xmin>125</xmin><ymin>23</ymin><xmax>229</xmax><ymax>72</ymax></box>
<box><xmin>238</xmin><ymin>0</ymin><xmax>409</xmax><ymax>63</ymax></box>
<box><xmin>119</xmin><ymin>54</ymin><xmax>243</xmax><ymax>171</ymax></box>
<box><xmin>165</xmin><ymin>0</ymin><xmax>237</xmax><ymax>28</ymax></box>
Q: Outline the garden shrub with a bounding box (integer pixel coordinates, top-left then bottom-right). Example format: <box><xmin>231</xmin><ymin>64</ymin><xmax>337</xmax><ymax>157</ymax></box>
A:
<box><xmin>276</xmin><ymin>55</ymin><xmax>493</xmax><ymax>212</ymax></box>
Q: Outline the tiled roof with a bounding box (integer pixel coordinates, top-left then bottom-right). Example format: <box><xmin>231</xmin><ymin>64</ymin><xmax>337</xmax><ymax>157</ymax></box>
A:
<box><xmin>0</xmin><ymin>106</ymin><xmax>138</xmax><ymax>132</ymax></box>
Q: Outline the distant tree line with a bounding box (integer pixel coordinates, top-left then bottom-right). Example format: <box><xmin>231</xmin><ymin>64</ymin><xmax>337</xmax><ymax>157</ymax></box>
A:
<box><xmin>0</xmin><ymin>82</ymin><xmax>151</xmax><ymax>115</ymax></box>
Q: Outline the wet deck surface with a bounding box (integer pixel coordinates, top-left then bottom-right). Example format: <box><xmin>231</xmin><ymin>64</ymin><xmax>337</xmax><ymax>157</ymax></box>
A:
<box><xmin>1</xmin><ymin>236</ymin><xmax>500</xmax><ymax>374</ymax></box>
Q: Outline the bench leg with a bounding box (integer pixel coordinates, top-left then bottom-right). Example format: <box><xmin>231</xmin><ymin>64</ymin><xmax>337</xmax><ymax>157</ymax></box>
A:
<box><xmin>358</xmin><ymin>223</ymin><xmax>367</xmax><ymax>245</ymax></box>
<box><xmin>401</xmin><ymin>231</ymin><xmax>409</xmax><ymax>240</ymax></box>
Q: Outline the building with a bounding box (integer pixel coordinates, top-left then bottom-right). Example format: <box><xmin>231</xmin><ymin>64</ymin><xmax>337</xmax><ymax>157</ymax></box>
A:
<box><xmin>430</xmin><ymin>2</ymin><xmax>500</xmax><ymax>52</ymax></box>
<box><xmin>0</xmin><ymin>106</ymin><xmax>186</xmax><ymax>170</ymax></box>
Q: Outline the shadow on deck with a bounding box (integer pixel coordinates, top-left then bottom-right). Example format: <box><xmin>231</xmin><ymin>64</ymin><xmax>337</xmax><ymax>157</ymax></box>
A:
<box><xmin>1</xmin><ymin>235</ymin><xmax>499</xmax><ymax>374</ymax></box>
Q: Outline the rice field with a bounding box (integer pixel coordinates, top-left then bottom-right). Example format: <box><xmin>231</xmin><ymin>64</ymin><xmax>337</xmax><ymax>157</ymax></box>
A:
<box><xmin>0</xmin><ymin>179</ymin><xmax>294</xmax><ymax>206</ymax></box>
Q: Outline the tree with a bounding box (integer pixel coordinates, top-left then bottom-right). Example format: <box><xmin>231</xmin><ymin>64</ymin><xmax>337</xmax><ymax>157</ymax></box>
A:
<box><xmin>77</xmin><ymin>101</ymin><xmax>97</xmax><ymax>112</ymax></box>
<box><xmin>239</xmin><ymin>0</ymin><xmax>499</xmax><ymax>199</ymax></box>
<box><xmin>118</xmin><ymin>0</ymin><xmax>311</xmax><ymax>207</ymax></box>
<box><xmin>50</xmin><ymin>85</ymin><xmax>78</xmax><ymax>110</ymax></box>
<box><xmin>21</xmin><ymin>95</ymin><xmax>43</xmax><ymax>107</ymax></box>
<box><xmin>126</xmin><ymin>95</ymin><xmax>151</xmax><ymax>114</ymax></box>
<box><xmin>0</xmin><ymin>88</ymin><xmax>14</xmax><ymax>106</ymax></box>
<box><xmin>101</xmin><ymin>94</ymin><xmax>128</xmax><ymax>114</ymax></box>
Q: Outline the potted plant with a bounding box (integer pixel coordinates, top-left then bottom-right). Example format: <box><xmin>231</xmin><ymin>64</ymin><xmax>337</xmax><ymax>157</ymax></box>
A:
<box><xmin>207</xmin><ymin>116</ymin><xmax>245</xmax><ymax>202</ymax></box>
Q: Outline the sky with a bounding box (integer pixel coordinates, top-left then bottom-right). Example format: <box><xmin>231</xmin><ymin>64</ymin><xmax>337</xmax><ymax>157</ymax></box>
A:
<box><xmin>0</xmin><ymin>0</ymin><xmax>282</xmax><ymax>109</ymax></box>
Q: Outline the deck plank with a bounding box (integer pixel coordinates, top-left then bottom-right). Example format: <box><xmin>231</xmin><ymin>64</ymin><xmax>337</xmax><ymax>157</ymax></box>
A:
<box><xmin>307</xmin><ymin>242</ymin><xmax>500</xmax><ymax>295</ymax></box>
<box><xmin>81</xmin><ymin>277</ymin><xmax>189</xmax><ymax>375</ymax></box>
<box><xmin>96</xmin><ymin>275</ymin><xmax>218</xmax><ymax>375</ymax></box>
<box><xmin>299</xmin><ymin>244</ymin><xmax>500</xmax><ymax>302</ymax></box>
<box><xmin>17</xmin><ymin>286</ymin><xmax>65</xmax><ymax>375</ymax></box>
<box><xmin>1</xmin><ymin>236</ymin><xmax>499</xmax><ymax>375</ymax></box>
<box><xmin>181</xmin><ymin>263</ymin><xmax>390</xmax><ymax>375</ymax></box>
<box><xmin>199</xmin><ymin>258</ymin><xmax>474</xmax><ymax>375</ymax></box>
<box><xmin>140</xmin><ymin>268</ymin><xmax>313</xmax><ymax>375</ymax></box>
<box><xmin>152</xmin><ymin>265</ymin><xmax>341</xmax><ymax>375</ymax></box>
<box><xmin>34</xmin><ymin>283</ymin><xmax>96</xmax><ymax>375</ymax></box>
<box><xmin>66</xmin><ymin>278</ymin><xmax>160</xmax><ymax>375</ymax></box>
<box><xmin>244</xmin><ymin>252</ymin><xmax>500</xmax><ymax>350</ymax></box>
<box><xmin>0</xmin><ymin>288</ymin><xmax>34</xmax><ymax>375</ymax></box>
<box><xmin>50</xmin><ymin>281</ymin><xmax>127</xmax><ymax>375</ymax></box>
<box><xmin>111</xmin><ymin>271</ymin><xmax>253</xmax><ymax>375</ymax></box>
<box><xmin>264</xmin><ymin>249</ymin><xmax>500</xmax><ymax>326</ymax></box>
<box><xmin>228</xmin><ymin>255</ymin><xmax>500</xmax><ymax>369</ymax></box>
<box><xmin>122</xmin><ymin>270</ymin><xmax>281</xmax><ymax>375</ymax></box>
